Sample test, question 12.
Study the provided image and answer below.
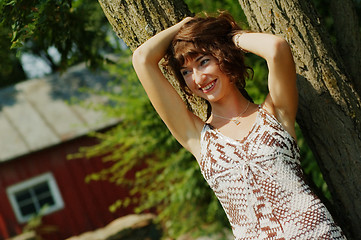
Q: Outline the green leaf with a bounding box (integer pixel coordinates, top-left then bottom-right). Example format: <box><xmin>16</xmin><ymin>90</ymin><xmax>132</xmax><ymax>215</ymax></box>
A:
<box><xmin>5</xmin><ymin>1</ymin><xmax>16</xmax><ymax>6</ymax></box>
<box><xmin>10</xmin><ymin>40</ymin><xmax>23</xmax><ymax>49</ymax></box>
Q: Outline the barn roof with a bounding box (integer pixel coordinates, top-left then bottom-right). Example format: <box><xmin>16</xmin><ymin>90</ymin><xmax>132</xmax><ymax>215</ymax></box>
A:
<box><xmin>0</xmin><ymin>63</ymin><xmax>120</xmax><ymax>162</ymax></box>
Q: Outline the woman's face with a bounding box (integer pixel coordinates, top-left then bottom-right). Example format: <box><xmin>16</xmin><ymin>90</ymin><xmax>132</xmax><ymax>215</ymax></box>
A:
<box><xmin>180</xmin><ymin>54</ymin><xmax>233</xmax><ymax>102</ymax></box>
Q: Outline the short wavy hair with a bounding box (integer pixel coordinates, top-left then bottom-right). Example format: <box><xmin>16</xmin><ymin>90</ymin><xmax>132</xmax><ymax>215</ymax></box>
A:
<box><xmin>163</xmin><ymin>12</ymin><xmax>253</xmax><ymax>98</ymax></box>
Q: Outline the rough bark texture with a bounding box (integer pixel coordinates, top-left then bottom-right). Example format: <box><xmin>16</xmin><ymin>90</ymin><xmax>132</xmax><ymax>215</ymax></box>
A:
<box><xmin>237</xmin><ymin>0</ymin><xmax>361</xmax><ymax>238</ymax></box>
<box><xmin>329</xmin><ymin>0</ymin><xmax>361</xmax><ymax>94</ymax></box>
<box><xmin>98</xmin><ymin>0</ymin><xmax>188</xmax><ymax>51</ymax></box>
<box><xmin>98</xmin><ymin>0</ymin><xmax>208</xmax><ymax>119</ymax></box>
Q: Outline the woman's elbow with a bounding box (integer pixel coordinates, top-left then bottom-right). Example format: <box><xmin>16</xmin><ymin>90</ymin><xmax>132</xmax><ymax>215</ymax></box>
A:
<box><xmin>266</xmin><ymin>37</ymin><xmax>293</xmax><ymax>63</ymax></box>
<box><xmin>132</xmin><ymin>46</ymin><xmax>146</xmax><ymax>66</ymax></box>
<box><xmin>132</xmin><ymin>45</ymin><xmax>159</xmax><ymax>67</ymax></box>
<box><xmin>271</xmin><ymin>38</ymin><xmax>292</xmax><ymax>61</ymax></box>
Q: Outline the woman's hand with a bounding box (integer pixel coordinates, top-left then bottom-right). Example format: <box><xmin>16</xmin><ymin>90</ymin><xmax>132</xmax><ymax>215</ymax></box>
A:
<box><xmin>232</xmin><ymin>31</ymin><xmax>249</xmax><ymax>53</ymax></box>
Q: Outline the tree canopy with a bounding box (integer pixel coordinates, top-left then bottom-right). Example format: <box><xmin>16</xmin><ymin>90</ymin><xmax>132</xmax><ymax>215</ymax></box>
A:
<box><xmin>0</xmin><ymin>0</ymin><xmax>116</xmax><ymax>87</ymax></box>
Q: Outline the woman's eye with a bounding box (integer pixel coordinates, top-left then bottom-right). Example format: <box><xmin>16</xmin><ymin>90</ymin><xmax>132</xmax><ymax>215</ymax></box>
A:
<box><xmin>181</xmin><ymin>70</ymin><xmax>190</xmax><ymax>76</ymax></box>
<box><xmin>200</xmin><ymin>58</ymin><xmax>210</xmax><ymax>66</ymax></box>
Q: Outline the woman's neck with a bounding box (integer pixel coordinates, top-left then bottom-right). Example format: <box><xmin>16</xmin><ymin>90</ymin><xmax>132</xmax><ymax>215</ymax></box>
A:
<box><xmin>210</xmin><ymin>88</ymin><xmax>249</xmax><ymax>118</ymax></box>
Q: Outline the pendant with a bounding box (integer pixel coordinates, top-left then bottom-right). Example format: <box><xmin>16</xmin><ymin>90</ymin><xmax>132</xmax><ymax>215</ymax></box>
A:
<box><xmin>233</xmin><ymin>119</ymin><xmax>241</xmax><ymax>125</ymax></box>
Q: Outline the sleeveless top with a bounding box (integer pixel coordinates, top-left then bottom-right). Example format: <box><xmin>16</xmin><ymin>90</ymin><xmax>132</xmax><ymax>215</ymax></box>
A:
<box><xmin>199</xmin><ymin>106</ymin><xmax>346</xmax><ymax>240</ymax></box>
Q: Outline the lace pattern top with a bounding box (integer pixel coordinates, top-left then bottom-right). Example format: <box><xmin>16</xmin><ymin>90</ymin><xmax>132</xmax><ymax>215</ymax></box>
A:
<box><xmin>199</xmin><ymin>106</ymin><xmax>346</xmax><ymax>239</ymax></box>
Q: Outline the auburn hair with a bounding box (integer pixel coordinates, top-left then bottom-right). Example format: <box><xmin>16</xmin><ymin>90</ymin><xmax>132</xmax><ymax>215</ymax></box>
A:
<box><xmin>163</xmin><ymin>12</ymin><xmax>253</xmax><ymax>99</ymax></box>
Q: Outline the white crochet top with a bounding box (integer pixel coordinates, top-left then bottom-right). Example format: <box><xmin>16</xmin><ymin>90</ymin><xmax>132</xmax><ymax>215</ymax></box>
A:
<box><xmin>200</xmin><ymin>106</ymin><xmax>346</xmax><ymax>239</ymax></box>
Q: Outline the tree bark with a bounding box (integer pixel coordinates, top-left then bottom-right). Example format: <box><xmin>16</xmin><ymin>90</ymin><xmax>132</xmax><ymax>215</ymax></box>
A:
<box><xmin>329</xmin><ymin>0</ymin><xmax>361</xmax><ymax>94</ymax></box>
<box><xmin>237</xmin><ymin>0</ymin><xmax>361</xmax><ymax>238</ymax></box>
<box><xmin>98</xmin><ymin>0</ymin><xmax>189</xmax><ymax>51</ymax></box>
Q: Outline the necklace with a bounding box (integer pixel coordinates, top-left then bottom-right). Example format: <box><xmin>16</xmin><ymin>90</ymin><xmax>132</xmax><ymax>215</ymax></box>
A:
<box><xmin>212</xmin><ymin>101</ymin><xmax>250</xmax><ymax>125</ymax></box>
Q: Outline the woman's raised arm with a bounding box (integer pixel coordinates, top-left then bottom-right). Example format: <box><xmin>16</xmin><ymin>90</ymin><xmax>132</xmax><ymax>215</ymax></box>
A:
<box><xmin>233</xmin><ymin>32</ymin><xmax>298</xmax><ymax>138</ymax></box>
<box><xmin>132</xmin><ymin>18</ymin><xmax>203</xmax><ymax>157</ymax></box>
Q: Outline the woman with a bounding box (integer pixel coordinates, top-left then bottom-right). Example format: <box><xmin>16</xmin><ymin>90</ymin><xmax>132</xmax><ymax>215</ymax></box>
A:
<box><xmin>132</xmin><ymin>12</ymin><xmax>346</xmax><ymax>239</ymax></box>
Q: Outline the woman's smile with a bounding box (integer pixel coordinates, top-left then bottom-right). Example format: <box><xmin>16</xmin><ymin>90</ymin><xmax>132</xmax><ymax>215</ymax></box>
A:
<box><xmin>200</xmin><ymin>79</ymin><xmax>217</xmax><ymax>93</ymax></box>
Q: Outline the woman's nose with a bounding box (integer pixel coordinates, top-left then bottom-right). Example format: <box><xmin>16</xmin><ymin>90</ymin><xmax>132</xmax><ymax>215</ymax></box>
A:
<box><xmin>193</xmin><ymin>69</ymin><xmax>206</xmax><ymax>86</ymax></box>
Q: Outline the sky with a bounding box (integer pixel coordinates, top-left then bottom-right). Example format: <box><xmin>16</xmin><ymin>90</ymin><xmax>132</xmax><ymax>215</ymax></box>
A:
<box><xmin>20</xmin><ymin>46</ymin><xmax>61</xmax><ymax>79</ymax></box>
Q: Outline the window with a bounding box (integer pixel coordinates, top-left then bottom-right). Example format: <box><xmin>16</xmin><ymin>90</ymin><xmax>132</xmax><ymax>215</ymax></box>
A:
<box><xmin>7</xmin><ymin>172</ymin><xmax>64</xmax><ymax>223</ymax></box>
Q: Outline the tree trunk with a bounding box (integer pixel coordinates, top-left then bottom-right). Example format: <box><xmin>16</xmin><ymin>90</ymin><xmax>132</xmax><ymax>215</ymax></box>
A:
<box><xmin>238</xmin><ymin>0</ymin><xmax>361</xmax><ymax>238</ymax></box>
<box><xmin>98</xmin><ymin>0</ymin><xmax>361</xmax><ymax>238</ymax></box>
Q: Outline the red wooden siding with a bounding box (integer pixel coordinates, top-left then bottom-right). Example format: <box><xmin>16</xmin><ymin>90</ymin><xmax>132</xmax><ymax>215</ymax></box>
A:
<box><xmin>0</xmin><ymin>136</ymin><xmax>133</xmax><ymax>240</ymax></box>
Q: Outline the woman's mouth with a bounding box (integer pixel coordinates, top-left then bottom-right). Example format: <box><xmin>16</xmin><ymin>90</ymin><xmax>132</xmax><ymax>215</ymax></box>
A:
<box><xmin>201</xmin><ymin>80</ymin><xmax>216</xmax><ymax>93</ymax></box>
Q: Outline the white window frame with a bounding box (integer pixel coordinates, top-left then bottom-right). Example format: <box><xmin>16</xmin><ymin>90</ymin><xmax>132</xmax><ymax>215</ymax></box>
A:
<box><xmin>6</xmin><ymin>172</ymin><xmax>64</xmax><ymax>223</ymax></box>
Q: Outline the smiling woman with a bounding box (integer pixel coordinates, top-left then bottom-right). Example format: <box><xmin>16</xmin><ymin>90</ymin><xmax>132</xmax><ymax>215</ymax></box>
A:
<box><xmin>132</xmin><ymin>11</ymin><xmax>346</xmax><ymax>240</ymax></box>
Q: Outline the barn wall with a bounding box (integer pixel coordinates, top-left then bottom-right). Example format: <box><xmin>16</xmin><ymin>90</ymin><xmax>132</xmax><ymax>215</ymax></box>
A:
<box><xmin>0</xmin><ymin>136</ymin><xmax>133</xmax><ymax>240</ymax></box>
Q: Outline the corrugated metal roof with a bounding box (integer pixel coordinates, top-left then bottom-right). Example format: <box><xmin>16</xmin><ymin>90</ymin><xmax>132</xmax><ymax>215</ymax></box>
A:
<box><xmin>0</xmin><ymin>63</ymin><xmax>121</xmax><ymax>162</ymax></box>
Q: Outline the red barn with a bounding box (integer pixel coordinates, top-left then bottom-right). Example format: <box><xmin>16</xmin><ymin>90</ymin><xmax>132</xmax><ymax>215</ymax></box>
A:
<box><xmin>0</xmin><ymin>64</ymin><xmax>131</xmax><ymax>239</ymax></box>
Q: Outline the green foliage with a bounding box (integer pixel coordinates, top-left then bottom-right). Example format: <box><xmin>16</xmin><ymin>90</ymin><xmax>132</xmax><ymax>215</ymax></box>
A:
<box><xmin>185</xmin><ymin>0</ymin><xmax>247</xmax><ymax>27</ymax></box>
<box><xmin>0</xmin><ymin>22</ymin><xmax>26</xmax><ymax>87</ymax></box>
<box><xmin>0</xmin><ymin>0</ymin><xmax>113</xmax><ymax>82</ymax></box>
<box><xmin>22</xmin><ymin>207</ymin><xmax>58</xmax><ymax>240</ymax></box>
